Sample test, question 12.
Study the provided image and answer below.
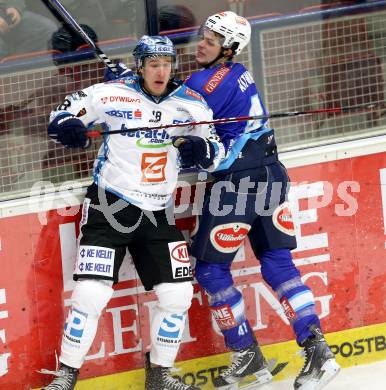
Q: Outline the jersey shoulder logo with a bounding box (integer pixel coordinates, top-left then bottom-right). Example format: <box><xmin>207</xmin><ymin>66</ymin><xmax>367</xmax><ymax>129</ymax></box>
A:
<box><xmin>204</xmin><ymin>64</ymin><xmax>231</xmax><ymax>94</ymax></box>
<box><xmin>184</xmin><ymin>87</ymin><xmax>204</xmax><ymax>101</ymax></box>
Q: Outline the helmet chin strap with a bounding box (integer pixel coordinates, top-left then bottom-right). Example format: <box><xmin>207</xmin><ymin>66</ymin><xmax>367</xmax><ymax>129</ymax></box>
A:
<box><xmin>203</xmin><ymin>48</ymin><xmax>232</xmax><ymax>69</ymax></box>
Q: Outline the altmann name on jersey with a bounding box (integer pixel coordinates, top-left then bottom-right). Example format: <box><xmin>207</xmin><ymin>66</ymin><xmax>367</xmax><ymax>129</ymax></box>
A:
<box><xmin>106</xmin><ymin>109</ymin><xmax>142</xmax><ymax>119</ymax></box>
<box><xmin>238</xmin><ymin>71</ymin><xmax>254</xmax><ymax>92</ymax></box>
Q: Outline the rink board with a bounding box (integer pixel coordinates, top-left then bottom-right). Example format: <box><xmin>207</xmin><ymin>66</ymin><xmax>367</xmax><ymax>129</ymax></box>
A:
<box><xmin>1</xmin><ymin>145</ymin><xmax>386</xmax><ymax>389</ymax></box>
<box><xmin>32</xmin><ymin>322</ymin><xmax>386</xmax><ymax>390</ymax></box>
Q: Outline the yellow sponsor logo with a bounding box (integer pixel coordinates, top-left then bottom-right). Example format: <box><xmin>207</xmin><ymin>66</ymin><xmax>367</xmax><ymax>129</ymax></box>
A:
<box><xmin>35</xmin><ymin>323</ymin><xmax>385</xmax><ymax>389</ymax></box>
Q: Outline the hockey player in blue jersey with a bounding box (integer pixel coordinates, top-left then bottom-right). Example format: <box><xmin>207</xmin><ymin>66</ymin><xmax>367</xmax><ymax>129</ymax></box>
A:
<box><xmin>103</xmin><ymin>15</ymin><xmax>340</xmax><ymax>389</ymax></box>
<box><xmin>174</xmin><ymin>11</ymin><xmax>341</xmax><ymax>390</ymax></box>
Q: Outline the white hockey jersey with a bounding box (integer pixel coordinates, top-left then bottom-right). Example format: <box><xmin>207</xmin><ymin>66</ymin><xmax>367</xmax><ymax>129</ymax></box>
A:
<box><xmin>50</xmin><ymin>76</ymin><xmax>224</xmax><ymax>211</ymax></box>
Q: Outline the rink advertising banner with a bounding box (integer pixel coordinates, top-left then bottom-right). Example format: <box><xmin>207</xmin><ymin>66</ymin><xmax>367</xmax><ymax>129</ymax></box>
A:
<box><xmin>1</xmin><ymin>151</ymin><xmax>386</xmax><ymax>389</ymax></box>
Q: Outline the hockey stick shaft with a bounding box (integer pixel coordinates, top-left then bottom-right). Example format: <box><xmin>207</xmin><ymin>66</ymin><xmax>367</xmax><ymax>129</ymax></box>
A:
<box><xmin>41</xmin><ymin>0</ymin><xmax>118</xmax><ymax>73</ymax></box>
<box><xmin>87</xmin><ymin>103</ymin><xmax>379</xmax><ymax>138</ymax></box>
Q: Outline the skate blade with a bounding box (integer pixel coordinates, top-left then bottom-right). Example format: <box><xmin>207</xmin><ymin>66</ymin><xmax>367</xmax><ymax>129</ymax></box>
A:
<box><xmin>216</xmin><ymin>384</ymin><xmax>238</xmax><ymax>390</ymax></box>
<box><xmin>216</xmin><ymin>368</ymin><xmax>273</xmax><ymax>390</ymax></box>
<box><xmin>238</xmin><ymin>368</ymin><xmax>273</xmax><ymax>389</ymax></box>
<box><xmin>316</xmin><ymin>359</ymin><xmax>341</xmax><ymax>390</ymax></box>
<box><xmin>298</xmin><ymin>359</ymin><xmax>341</xmax><ymax>390</ymax></box>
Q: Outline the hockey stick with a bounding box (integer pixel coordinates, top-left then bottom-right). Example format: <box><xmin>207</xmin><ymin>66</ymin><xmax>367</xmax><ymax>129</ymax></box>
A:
<box><xmin>41</xmin><ymin>0</ymin><xmax>118</xmax><ymax>74</ymax></box>
<box><xmin>87</xmin><ymin>103</ymin><xmax>379</xmax><ymax>138</ymax></box>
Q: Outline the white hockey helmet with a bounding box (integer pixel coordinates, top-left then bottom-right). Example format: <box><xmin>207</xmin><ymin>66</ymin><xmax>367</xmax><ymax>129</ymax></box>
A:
<box><xmin>204</xmin><ymin>11</ymin><xmax>251</xmax><ymax>55</ymax></box>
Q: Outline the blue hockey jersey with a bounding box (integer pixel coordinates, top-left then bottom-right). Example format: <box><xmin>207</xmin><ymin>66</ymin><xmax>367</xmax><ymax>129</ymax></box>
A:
<box><xmin>185</xmin><ymin>62</ymin><xmax>272</xmax><ymax>173</ymax></box>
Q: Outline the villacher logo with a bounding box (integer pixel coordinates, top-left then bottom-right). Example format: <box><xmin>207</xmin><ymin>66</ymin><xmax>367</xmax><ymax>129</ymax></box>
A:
<box><xmin>272</xmin><ymin>202</ymin><xmax>295</xmax><ymax>236</ymax></box>
<box><xmin>210</xmin><ymin>223</ymin><xmax>251</xmax><ymax>253</ymax></box>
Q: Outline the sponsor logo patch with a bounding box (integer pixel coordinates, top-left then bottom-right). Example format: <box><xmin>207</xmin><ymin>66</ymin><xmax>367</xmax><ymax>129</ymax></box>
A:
<box><xmin>172</xmin><ymin>118</ymin><xmax>194</xmax><ymax>131</ymax></box>
<box><xmin>76</xmin><ymin>245</ymin><xmax>115</xmax><ymax>277</ymax></box>
<box><xmin>204</xmin><ymin>65</ymin><xmax>231</xmax><ymax>94</ymax></box>
<box><xmin>136</xmin><ymin>137</ymin><xmax>172</xmax><ymax>148</ymax></box>
<box><xmin>64</xmin><ymin>308</ymin><xmax>88</xmax><ymax>342</ymax></box>
<box><xmin>168</xmin><ymin>241</ymin><xmax>192</xmax><ymax>279</ymax></box>
<box><xmin>80</xmin><ymin>198</ymin><xmax>90</xmax><ymax>226</ymax></box>
<box><xmin>101</xmin><ymin>96</ymin><xmax>141</xmax><ymax>104</ymax></box>
<box><xmin>141</xmin><ymin>152</ymin><xmax>168</xmax><ymax>183</ymax></box>
<box><xmin>156</xmin><ymin>314</ymin><xmax>186</xmax><ymax>347</ymax></box>
<box><xmin>106</xmin><ymin>109</ymin><xmax>142</xmax><ymax>119</ymax></box>
<box><xmin>128</xmin><ymin>129</ymin><xmax>172</xmax><ymax>148</ymax></box>
<box><xmin>236</xmin><ymin>16</ymin><xmax>247</xmax><ymax>25</ymax></box>
<box><xmin>185</xmin><ymin>88</ymin><xmax>204</xmax><ymax>101</ymax></box>
<box><xmin>158</xmin><ymin>313</ymin><xmax>185</xmax><ymax>341</ymax></box>
<box><xmin>212</xmin><ymin>304</ymin><xmax>238</xmax><ymax>330</ymax></box>
<box><xmin>70</xmin><ymin>91</ymin><xmax>87</xmax><ymax>100</ymax></box>
<box><xmin>280</xmin><ymin>297</ymin><xmax>296</xmax><ymax>321</ymax></box>
<box><xmin>210</xmin><ymin>223</ymin><xmax>251</xmax><ymax>253</ymax></box>
<box><xmin>272</xmin><ymin>202</ymin><xmax>295</xmax><ymax>236</ymax></box>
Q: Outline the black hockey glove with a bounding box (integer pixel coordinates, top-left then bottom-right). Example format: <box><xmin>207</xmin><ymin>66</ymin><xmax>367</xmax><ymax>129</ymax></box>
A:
<box><xmin>172</xmin><ymin>135</ymin><xmax>215</xmax><ymax>169</ymax></box>
<box><xmin>48</xmin><ymin>113</ymin><xmax>90</xmax><ymax>149</ymax></box>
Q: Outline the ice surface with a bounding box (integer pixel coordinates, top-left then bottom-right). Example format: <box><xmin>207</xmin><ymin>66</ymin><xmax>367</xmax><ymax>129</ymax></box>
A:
<box><xmin>251</xmin><ymin>360</ymin><xmax>386</xmax><ymax>390</ymax></box>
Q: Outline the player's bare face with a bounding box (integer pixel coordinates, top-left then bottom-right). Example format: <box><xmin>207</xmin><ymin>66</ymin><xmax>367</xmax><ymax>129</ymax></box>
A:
<box><xmin>196</xmin><ymin>29</ymin><xmax>222</xmax><ymax>66</ymax></box>
<box><xmin>142</xmin><ymin>57</ymin><xmax>172</xmax><ymax>96</ymax></box>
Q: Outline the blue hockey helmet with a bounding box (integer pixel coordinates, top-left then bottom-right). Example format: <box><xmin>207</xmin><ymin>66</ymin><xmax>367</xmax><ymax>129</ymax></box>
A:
<box><xmin>133</xmin><ymin>35</ymin><xmax>178</xmax><ymax>74</ymax></box>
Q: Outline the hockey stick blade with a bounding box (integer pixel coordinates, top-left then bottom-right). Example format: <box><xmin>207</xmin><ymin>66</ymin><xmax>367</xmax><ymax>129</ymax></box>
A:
<box><xmin>87</xmin><ymin>103</ymin><xmax>380</xmax><ymax>138</ymax></box>
<box><xmin>41</xmin><ymin>0</ymin><xmax>118</xmax><ymax>73</ymax></box>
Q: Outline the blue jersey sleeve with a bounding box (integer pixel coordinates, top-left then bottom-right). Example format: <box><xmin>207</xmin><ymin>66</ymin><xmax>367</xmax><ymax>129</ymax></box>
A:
<box><xmin>185</xmin><ymin>62</ymin><xmax>268</xmax><ymax>150</ymax></box>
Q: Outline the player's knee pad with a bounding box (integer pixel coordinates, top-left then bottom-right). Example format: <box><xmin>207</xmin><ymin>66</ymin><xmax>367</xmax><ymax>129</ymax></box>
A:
<box><xmin>259</xmin><ymin>248</ymin><xmax>300</xmax><ymax>290</ymax></box>
<box><xmin>195</xmin><ymin>259</ymin><xmax>233</xmax><ymax>295</ymax></box>
<box><xmin>71</xmin><ymin>279</ymin><xmax>114</xmax><ymax>318</ymax></box>
<box><xmin>154</xmin><ymin>281</ymin><xmax>193</xmax><ymax>313</ymax></box>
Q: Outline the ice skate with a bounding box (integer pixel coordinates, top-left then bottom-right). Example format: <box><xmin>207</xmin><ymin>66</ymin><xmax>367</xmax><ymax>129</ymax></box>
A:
<box><xmin>294</xmin><ymin>325</ymin><xmax>340</xmax><ymax>390</ymax></box>
<box><xmin>145</xmin><ymin>352</ymin><xmax>201</xmax><ymax>390</ymax></box>
<box><xmin>213</xmin><ymin>342</ymin><xmax>273</xmax><ymax>389</ymax></box>
<box><xmin>41</xmin><ymin>363</ymin><xmax>79</xmax><ymax>390</ymax></box>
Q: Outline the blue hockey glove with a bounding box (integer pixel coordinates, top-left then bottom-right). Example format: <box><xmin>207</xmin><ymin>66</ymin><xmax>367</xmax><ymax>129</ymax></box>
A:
<box><xmin>172</xmin><ymin>135</ymin><xmax>215</xmax><ymax>169</ymax></box>
<box><xmin>104</xmin><ymin>62</ymin><xmax>132</xmax><ymax>82</ymax></box>
<box><xmin>48</xmin><ymin>113</ymin><xmax>90</xmax><ymax>148</ymax></box>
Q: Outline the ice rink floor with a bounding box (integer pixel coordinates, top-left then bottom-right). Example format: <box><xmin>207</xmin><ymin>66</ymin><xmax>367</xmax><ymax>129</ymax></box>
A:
<box><xmin>255</xmin><ymin>360</ymin><xmax>386</xmax><ymax>390</ymax></box>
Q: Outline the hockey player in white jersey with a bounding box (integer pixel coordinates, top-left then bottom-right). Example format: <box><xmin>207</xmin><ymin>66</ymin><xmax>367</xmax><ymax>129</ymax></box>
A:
<box><xmin>41</xmin><ymin>35</ymin><xmax>224</xmax><ymax>390</ymax></box>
